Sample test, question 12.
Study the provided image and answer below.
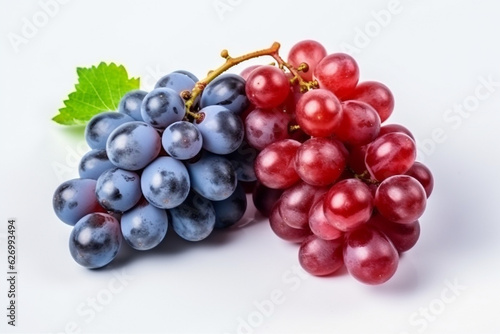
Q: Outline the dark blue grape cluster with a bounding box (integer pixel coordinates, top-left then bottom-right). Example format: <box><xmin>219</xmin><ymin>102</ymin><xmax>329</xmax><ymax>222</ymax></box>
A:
<box><xmin>53</xmin><ymin>70</ymin><xmax>258</xmax><ymax>269</ymax></box>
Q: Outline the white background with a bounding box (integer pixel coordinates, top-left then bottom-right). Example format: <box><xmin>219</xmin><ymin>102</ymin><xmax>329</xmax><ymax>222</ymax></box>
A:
<box><xmin>1</xmin><ymin>0</ymin><xmax>499</xmax><ymax>333</ymax></box>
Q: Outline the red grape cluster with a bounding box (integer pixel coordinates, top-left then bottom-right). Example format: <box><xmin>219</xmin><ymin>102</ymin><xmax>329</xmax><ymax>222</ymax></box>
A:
<box><xmin>245</xmin><ymin>40</ymin><xmax>434</xmax><ymax>285</ymax></box>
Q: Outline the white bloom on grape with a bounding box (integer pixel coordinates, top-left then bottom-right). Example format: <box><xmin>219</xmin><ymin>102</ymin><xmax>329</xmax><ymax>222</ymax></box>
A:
<box><xmin>102</xmin><ymin>181</ymin><xmax>115</xmax><ymax>195</ymax></box>
<box><xmin>113</xmin><ymin>134</ymin><xmax>128</xmax><ymax>150</ymax></box>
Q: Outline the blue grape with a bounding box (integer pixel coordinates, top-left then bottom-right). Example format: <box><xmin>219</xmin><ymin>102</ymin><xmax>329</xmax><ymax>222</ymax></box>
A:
<box><xmin>225</xmin><ymin>141</ymin><xmax>258</xmax><ymax>182</ymax></box>
<box><xmin>120</xmin><ymin>199</ymin><xmax>168</xmax><ymax>250</ymax></box>
<box><xmin>194</xmin><ymin>105</ymin><xmax>244</xmax><ymax>154</ymax></box>
<box><xmin>186</xmin><ymin>151</ymin><xmax>237</xmax><ymax>201</ymax></box>
<box><xmin>213</xmin><ymin>182</ymin><xmax>247</xmax><ymax>229</ymax></box>
<box><xmin>155</xmin><ymin>72</ymin><xmax>196</xmax><ymax>94</ymax></box>
<box><xmin>141</xmin><ymin>156</ymin><xmax>190</xmax><ymax>209</ymax></box>
<box><xmin>118</xmin><ymin>90</ymin><xmax>148</xmax><ymax>121</ymax></box>
<box><xmin>85</xmin><ymin>112</ymin><xmax>134</xmax><ymax>149</ymax></box>
<box><xmin>69</xmin><ymin>212</ymin><xmax>122</xmax><ymax>269</ymax></box>
<box><xmin>106</xmin><ymin>121</ymin><xmax>161</xmax><ymax>171</ymax></box>
<box><xmin>79</xmin><ymin>149</ymin><xmax>115</xmax><ymax>180</ymax></box>
<box><xmin>173</xmin><ymin>70</ymin><xmax>199</xmax><ymax>83</ymax></box>
<box><xmin>162</xmin><ymin>121</ymin><xmax>203</xmax><ymax>160</ymax></box>
<box><xmin>169</xmin><ymin>190</ymin><xmax>215</xmax><ymax>241</ymax></box>
<box><xmin>200</xmin><ymin>73</ymin><xmax>249</xmax><ymax>114</ymax></box>
<box><xmin>53</xmin><ymin>178</ymin><xmax>102</xmax><ymax>226</ymax></box>
<box><xmin>141</xmin><ymin>88</ymin><xmax>186</xmax><ymax>129</ymax></box>
<box><xmin>95</xmin><ymin>168</ymin><xmax>141</xmax><ymax>213</ymax></box>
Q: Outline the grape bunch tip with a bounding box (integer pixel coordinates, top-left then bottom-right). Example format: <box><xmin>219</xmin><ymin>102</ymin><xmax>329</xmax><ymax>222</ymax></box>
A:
<box><xmin>53</xmin><ymin>39</ymin><xmax>434</xmax><ymax>286</ymax></box>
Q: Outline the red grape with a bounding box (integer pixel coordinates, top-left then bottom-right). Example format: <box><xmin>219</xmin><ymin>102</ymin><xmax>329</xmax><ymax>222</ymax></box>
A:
<box><xmin>295</xmin><ymin>88</ymin><xmax>342</xmax><ymax>137</ymax></box>
<box><xmin>405</xmin><ymin>161</ymin><xmax>434</xmax><ymax>198</ymax></box>
<box><xmin>313</xmin><ymin>53</ymin><xmax>359</xmax><ymax>100</ymax></box>
<box><xmin>308</xmin><ymin>194</ymin><xmax>344</xmax><ymax>240</ymax></box>
<box><xmin>343</xmin><ymin>225</ymin><xmax>399</xmax><ymax>285</ymax></box>
<box><xmin>374</xmin><ymin>175</ymin><xmax>427</xmax><ymax>224</ymax></box>
<box><xmin>287</xmin><ymin>40</ymin><xmax>327</xmax><ymax>81</ymax></box>
<box><xmin>269</xmin><ymin>200</ymin><xmax>311</xmax><ymax>243</ymax></box>
<box><xmin>347</xmin><ymin>81</ymin><xmax>394</xmax><ymax>122</ymax></box>
<box><xmin>240</xmin><ymin>65</ymin><xmax>261</xmax><ymax>80</ymax></box>
<box><xmin>245</xmin><ymin>65</ymin><xmax>290</xmax><ymax>109</ymax></box>
<box><xmin>336</xmin><ymin>100</ymin><xmax>381</xmax><ymax>146</ymax></box>
<box><xmin>299</xmin><ymin>235</ymin><xmax>344</xmax><ymax>276</ymax></box>
<box><xmin>368</xmin><ymin>213</ymin><xmax>420</xmax><ymax>253</ymax></box>
<box><xmin>245</xmin><ymin>107</ymin><xmax>291</xmax><ymax>150</ymax></box>
<box><xmin>347</xmin><ymin>145</ymin><xmax>369</xmax><ymax>175</ymax></box>
<box><xmin>252</xmin><ymin>181</ymin><xmax>284</xmax><ymax>217</ymax></box>
<box><xmin>378</xmin><ymin>123</ymin><xmax>415</xmax><ymax>140</ymax></box>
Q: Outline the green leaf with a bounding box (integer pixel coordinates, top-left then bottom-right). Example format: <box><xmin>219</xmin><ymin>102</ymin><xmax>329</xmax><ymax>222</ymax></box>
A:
<box><xmin>52</xmin><ymin>62</ymin><xmax>140</xmax><ymax>125</ymax></box>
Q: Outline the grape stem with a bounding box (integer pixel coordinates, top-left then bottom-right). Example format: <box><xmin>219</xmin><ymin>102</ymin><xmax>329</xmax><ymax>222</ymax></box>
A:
<box><xmin>184</xmin><ymin>42</ymin><xmax>318</xmax><ymax>118</ymax></box>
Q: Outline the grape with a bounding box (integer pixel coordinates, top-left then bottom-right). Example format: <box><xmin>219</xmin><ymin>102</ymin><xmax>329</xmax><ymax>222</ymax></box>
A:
<box><xmin>313</xmin><ymin>53</ymin><xmax>359</xmax><ymax>100</ymax></box>
<box><xmin>405</xmin><ymin>161</ymin><xmax>434</xmax><ymax>197</ymax></box>
<box><xmin>240</xmin><ymin>65</ymin><xmax>260</xmax><ymax>80</ymax></box>
<box><xmin>287</xmin><ymin>40</ymin><xmax>327</xmax><ymax>81</ymax></box>
<box><xmin>95</xmin><ymin>167</ymin><xmax>142</xmax><ymax>213</ymax></box>
<box><xmin>252</xmin><ymin>182</ymin><xmax>284</xmax><ymax>217</ymax></box>
<box><xmin>368</xmin><ymin>213</ymin><xmax>420</xmax><ymax>253</ymax></box>
<box><xmin>374</xmin><ymin>175</ymin><xmax>427</xmax><ymax>224</ymax></box>
<box><xmin>186</xmin><ymin>152</ymin><xmax>237</xmax><ymax>201</ymax></box>
<box><xmin>294</xmin><ymin>137</ymin><xmax>346</xmax><ymax>186</ymax></box>
<box><xmin>162</xmin><ymin>121</ymin><xmax>203</xmax><ymax>160</ymax></box>
<box><xmin>269</xmin><ymin>200</ymin><xmax>311</xmax><ymax>243</ymax></box>
<box><xmin>347</xmin><ymin>145</ymin><xmax>369</xmax><ymax>175</ymax></box>
<box><xmin>347</xmin><ymin>81</ymin><xmax>394</xmax><ymax>122</ymax></box>
<box><xmin>336</xmin><ymin>100</ymin><xmax>381</xmax><ymax>147</ymax></box>
<box><xmin>141</xmin><ymin>87</ymin><xmax>185</xmax><ymax>129</ymax></box>
<box><xmin>200</xmin><ymin>73</ymin><xmax>250</xmax><ymax>114</ymax></box>
<box><xmin>141</xmin><ymin>156</ymin><xmax>190</xmax><ymax>209</ymax></box>
<box><xmin>295</xmin><ymin>89</ymin><xmax>342</xmax><ymax>137</ymax></box>
<box><xmin>194</xmin><ymin>105</ymin><xmax>244</xmax><ymax>155</ymax></box>
<box><xmin>244</xmin><ymin>107</ymin><xmax>291</xmax><ymax>150</ymax></box>
<box><xmin>69</xmin><ymin>212</ymin><xmax>122</xmax><ymax>269</ymax></box>
<box><xmin>245</xmin><ymin>65</ymin><xmax>290</xmax><ymax>109</ymax></box>
<box><xmin>378</xmin><ymin>123</ymin><xmax>415</xmax><ymax>140</ymax></box>
<box><xmin>78</xmin><ymin>149</ymin><xmax>115</xmax><ymax>180</ymax></box>
<box><xmin>212</xmin><ymin>182</ymin><xmax>247</xmax><ymax>229</ymax></box>
<box><xmin>343</xmin><ymin>225</ymin><xmax>399</xmax><ymax>285</ymax></box>
<box><xmin>298</xmin><ymin>236</ymin><xmax>344</xmax><ymax>276</ymax></box>
<box><xmin>225</xmin><ymin>140</ymin><xmax>258</xmax><ymax>182</ymax></box>
<box><xmin>323</xmin><ymin>179</ymin><xmax>374</xmax><ymax>232</ymax></box>
<box><xmin>120</xmin><ymin>199</ymin><xmax>169</xmax><ymax>251</ymax></box>
<box><xmin>278</xmin><ymin>181</ymin><xmax>328</xmax><ymax>229</ymax></box>
<box><xmin>118</xmin><ymin>90</ymin><xmax>148</xmax><ymax>121</ymax></box>
<box><xmin>169</xmin><ymin>190</ymin><xmax>216</xmax><ymax>242</ymax></box>
<box><xmin>155</xmin><ymin>72</ymin><xmax>196</xmax><ymax>94</ymax></box>
<box><xmin>254</xmin><ymin>139</ymin><xmax>301</xmax><ymax>189</ymax></box>
<box><xmin>172</xmin><ymin>70</ymin><xmax>199</xmax><ymax>83</ymax></box>
<box><xmin>106</xmin><ymin>121</ymin><xmax>161</xmax><ymax>171</ymax></box>
<box><xmin>308</xmin><ymin>194</ymin><xmax>343</xmax><ymax>241</ymax></box>
<box><xmin>53</xmin><ymin>178</ymin><xmax>103</xmax><ymax>226</ymax></box>
<box><xmin>85</xmin><ymin>112</ymin><xmax>135</xmax><ymax>150</ymax></box>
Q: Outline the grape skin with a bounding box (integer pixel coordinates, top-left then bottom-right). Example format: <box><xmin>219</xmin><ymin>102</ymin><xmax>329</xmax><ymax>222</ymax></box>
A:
<box><xmin>85</xmin><ymin>112</ymin><xmax>135</xmax><ymax>150</ymax></box>
<box><xmin>298</xmin><ymin>235</ymin><xmax>344</xmax><ymax>276</ymax></box>
<box><xmin>162</xmin><ymin>121</ymin><xmax>203</xmax><ymax>160</ymax></box>
<box><xmin>245</xmin><ymin>65</ymin><xmax>290</xmax><ymax>109</ymax></box>
<box><xmin>78</xmin><ymin>149</ymin><xmax>115</xmax><ymax>180</ymax></box>
<box><xmin>118</xmin><ymin>90</ymin><xmax>148</xmax><ymax>121</ymax></box>
<box><xmin>155</xmin><ymin>72</ymin><xmax>196</xmax><ymax>94</ymax></box>
<box><xmin>212</xmin><ymin>182</ymin><xmax>247</xmax><ymax>229</ymax></box>
<box><xmin>95</xmin><ymin>167</ymin><xmax>142</xmax><ymax>213</ymax></box>
<box><xmin>200</xmin><ymin>73</ymin><xmax>250</xmax><ymax>114</ymax></box>
<box><xmin>141</xmin><ymin>87</ymin><xmax>186</xmax><ymax>129</ymax></box>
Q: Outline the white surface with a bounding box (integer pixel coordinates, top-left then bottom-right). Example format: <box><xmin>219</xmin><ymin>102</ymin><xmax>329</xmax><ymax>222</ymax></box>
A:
<box><xmin>1</xmin><ymin>0</ymin><xmax>499</xmax><ymax>333</ymax></box>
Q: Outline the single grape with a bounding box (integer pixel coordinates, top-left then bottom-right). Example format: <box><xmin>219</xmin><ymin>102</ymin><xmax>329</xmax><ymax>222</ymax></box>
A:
<box><xmin>298</xmin><ymin>235</ymin><xmax>344</xmax><ymax>276</ymax></box>
<box><xmin>95</xmin><ymin>168</ymin><xmax>141</xmax><ymax>213</ymax></box>
<box><xmin>53</xmin><ymin>178</ymin><xmax>103</xmax><ymax>226</ymax></box>
<box><xmin>252</xmin><ymin>182</ymin><xmax>284</xmax><ymax>217</ymax></box>
<box><xmin>245</xmin><ymin>65</ymin><xmax>290</xmax><ymax>109</ymax></box>
<box><xmin>336</xmin><ymin>100</ymin><xmax>381</xmax><ymax>147</ymax></box>
<box><xmin>367</xmin><ymin>213</ymin><xmax>420</xmax><ymax>253</ymax></box>
<box><xmin>213</xmin><ymin>182</ymin><xmax>247</xmax><ymax>229</ymax></box>
<box><xmin>172</xmin><ymin>70</ymin><xmax>199</xmax><ymax>83</ymax></box>
<box><xmin>169</xmin><ymin>190</ymin><xmax>216</xmax><ymax>242</ymax></box>
<box><xmin>85</xmin><ymin>112</ymin><xmax>135</xmax><ymax>150</ymax></box>
<box><xmin>240</xmin><ymin>65</ymin><xmax>261</xmax><ymax>80</ymax></box>
<box><xmin>141</xmin><ymin>87</ymin><xmax>185</xmax><ymax>129</ymax></box>
<box><xmin>200</xmin><ymin>73</ymin><xmax>250</xmax><ymax>114</ymax></box>
<box><xmin>194</xmin><ymin>105</ymin><xmax>244</xmax><ymax>155</ymax></box>
<box><xmin>106</xmin><ymin>121</ymin><xmax>161</xmax><ymax>171</ymax></box>
<box><xmin>347</xmin><ymin>81</ymin><xmax>394</xmax><ymax>122</ymax></box>
<box><xmin>69</xmin><ymin>212</ymin><xmax>122</xmax><ymax>269</ymax></box>
<box><xmin>225</xmin><ymin>140</ymin><xmax>258</xmax><ymax>182</ymax></box>
<box><xmin>254</xmin><ymin>139</ymin><xmax>301</xmax><ymax>189</ymax></box>
<box><xmin>365</xmin><ymin>132</ymin><xmax>416</xmax><ymax>181</ymax></box>
<box><xmin>118</xmin><ymin>90</ymin><xmax>148</xmax><ymax>121</ymax></box>
<box><xmin>313</xmin><ymin>53</ymin><xmax>360</xmax><ymax>100</ymax></box>
<box><xmin>378</xmin><ymin>123</ymin><xmax>415</xmax><ymax>140</ymax></box>
<box><xmin>308</xmin><ymin>194</ymin><xmax>344</xmax><ymax>241</ymax></box>
<box><xmin>323</xmin><ymin>178</ymin><xmax>374</xmax><ymax>232</ymax></box>
<box><xmin>141</xmin><ymin>156</ymin><xmax>190</xmax><ymax>209</ymax></box>
<box><xmin>294</xmin><ymin>137</ymin><xmax>347</xmax><ymax>186</ymax></box>
<box><xmin>343</xmin><ymin>224</ymin><xmax>399</xmax><ymax>285</ymax></box>
<box><xmin>162</xmin><ymin>121</ymin><xmax>203</xmax><ymax>160</ymax></box>
<box><xmin>405</xmin><ymin>161</ymin><xmax>434</xmax><ymax>198</ymax></box>
<box><xmin>295</xmin><ymin>88</ymin><xmax>342</xmax><ymax>137</ymax></box>
<box><xmin>120</xmin><ymin>199</ymin><xmax>168</xmax><ymax>251</ymax></box>
<box><xmin>244</xmin><ymin>107</ymin><xmax>291</xmax><ymax>150</ymax></box>
<box><xmin>269</xmin><ymin>200</ymin><xmax>311</xmax><ymax>243</ymax></box>
<box><xmin>347</xmin><ymin>145</ymin><xmax>369</xmax><ymax>175</ymax></box>
<box><xmin>287</xmin><ymin>39</ymin><xmax>327</xmax><ymax>81</ymax></box>
<box><xmin>374</xmin><ymin>175</ymin><xmax>427</xmax><ymax>224</ymax></box>
<box><xmin>155</xmin><ymin>72</ymin><xmax>196</xmax><ymax>94</ymax></box>
<box><xmin>186</xmin><ymin>151</ymin><xmax>237</xmax><ymax>201</ymax></box>
<box><xmin>78</xmin><ymin>149</ymin><xmax>115</xmax><ymax>180</ymax></box>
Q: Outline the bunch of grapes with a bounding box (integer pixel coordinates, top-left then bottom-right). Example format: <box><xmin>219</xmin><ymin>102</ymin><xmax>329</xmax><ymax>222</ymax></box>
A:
<box><xmin>247</xmin><ymin>40</ymin><xmax>434</xmax><ymax>285</ymax></box>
